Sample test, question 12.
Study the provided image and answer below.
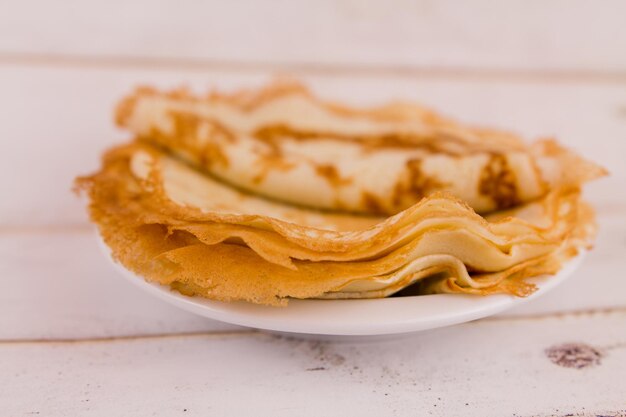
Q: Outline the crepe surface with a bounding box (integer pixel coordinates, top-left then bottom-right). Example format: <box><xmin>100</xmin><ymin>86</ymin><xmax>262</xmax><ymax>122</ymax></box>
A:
<box><xmin>78</xmin><ymin>140</ymin><xmax>599</xmax><ymax>305</ymax></box>
<box><xmin>77</xmin><ymin>80</ymin><xmax>605</xmax><ymax>306</ymax></box>
<box><xmin>117</xmin><ymin>80</ymin><xmax>605</xmax><ymax>215</ymax></box>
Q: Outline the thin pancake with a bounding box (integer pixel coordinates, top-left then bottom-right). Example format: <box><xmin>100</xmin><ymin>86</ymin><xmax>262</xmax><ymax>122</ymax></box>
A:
<box><xmin>116</xmin><ymin>80</ymin><xmax>606</xmax><ymax>214</ymax></box>
<box><xmin>76</xmin><ymin>142</ymin><xmax>594</xmax><ymax>305</ymax></box>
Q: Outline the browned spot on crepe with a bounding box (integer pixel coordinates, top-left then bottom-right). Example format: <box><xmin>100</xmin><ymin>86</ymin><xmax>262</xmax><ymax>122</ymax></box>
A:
<box><xmin>314</xmin><ymin>164</ymin><xmax>353</xmax><ymax>187</ymax></box>
<box><xmin>169</xmin><ymin>110</ymin><xmax>236</xmax><ymax>144</ymax></box>
<box><xmin>478</xmin><ymin>154</ymin><xmax>521</xmax><ymax>209</ymax></box>
<box><xmin>199</xmin><ymin>143</ymin><xmax>229</xmax><ymax>169</ymax></box>
<box><xmin>360</xmin><ymin>191</ymin><xmax>387</xmax><ymax>215</ymax></box>
<box><xmin>391</xmin><ymin>159</ymin><xmax>448</xmax><ymax>210</ymax></box>
<box><xmin>254</xmin><ymin>124</ymin><xmax>489</xmax><ymax>155</ymax></box>
<box><xmin>251</xmin><ymin>155</ymin><xmax>296</xmax><ymax>185</ymax></box>
<box><xmin>211</xmin><ymin>78</ymin><xmax>311</xmax><ymax>112</ymax></box>
<box><xmin>140</xmin><ymin>110</ymin><xmax>236</xmax><ymax>170</ymax></box>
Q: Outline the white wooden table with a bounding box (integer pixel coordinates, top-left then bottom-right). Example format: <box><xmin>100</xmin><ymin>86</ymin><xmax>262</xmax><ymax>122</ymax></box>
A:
<box><xmin>1</xmin><ymin>1</ymin><xmax>625</xmax><ymax>415</ymax></box>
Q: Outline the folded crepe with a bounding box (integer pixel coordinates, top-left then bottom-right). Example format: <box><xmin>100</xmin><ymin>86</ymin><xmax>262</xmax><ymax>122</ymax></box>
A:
<box><xmin>77</xmin><ymin>137</ymin><xmax>600</xmax><ymax>305</ymax></box>
<box><xmin>116</xmin><ymin>80</ymin><xmax>605</xmax><ymax>215</ymax></box>
<box><xmin>76</xmin><ymin>80</ymin><xmax>605</xmax><ymax>306</ymax></box>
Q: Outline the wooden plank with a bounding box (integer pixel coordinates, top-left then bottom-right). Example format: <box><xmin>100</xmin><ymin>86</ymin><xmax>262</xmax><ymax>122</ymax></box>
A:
<box><xmin>1</xmin><ymin>208</ymin><xmax>623</xmax><ymax>340</ymax></box>
<box><xmin>0</xmin><ymin>233</ymin><xmax>243</xmax><ymax>340</ymax></box>
<box><xmin>0</xmin><ymin>62</ymin><xmax>623</xmax><ymax>226</ymax></box>
<box><xmin>1</xmin><ymin>0</ymin><xmax>626</xmax><ymax>73</ymax></box>
<box><xmin>1</xmin><ymin>311</ymin><xmax>625</xmax><ymax>416</ymax></box>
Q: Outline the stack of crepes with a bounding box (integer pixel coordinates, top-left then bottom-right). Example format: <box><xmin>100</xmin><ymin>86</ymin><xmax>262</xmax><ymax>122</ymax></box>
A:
<box><xmin>76</xmin><ymin>80</ymin><xmax>606</xmax><ymax>306</ymax></box>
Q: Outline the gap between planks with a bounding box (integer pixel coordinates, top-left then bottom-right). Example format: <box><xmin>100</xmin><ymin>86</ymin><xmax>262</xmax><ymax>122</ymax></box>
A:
<box><xmin>0</xmin><ymin>223</ymin><xmax>93</xmax><ymax>234</ymax></box>
<box><xmin>2</xmin><ymin>307</ymin><xmax>625</xmax><ymax>346</ymax></box>
<box><xmin>0</xmin><ymin>329</ymin><xmax>258</xmax><ymax>346</ymax></box>
<box><xmin>2</xmin><ymin>52</ymin><xmax>626</xmax><ymax>84</ymax></box>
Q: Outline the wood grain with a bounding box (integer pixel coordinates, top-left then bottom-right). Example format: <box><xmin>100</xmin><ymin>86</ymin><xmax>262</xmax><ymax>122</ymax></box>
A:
<box><xmin>1</xmin><ymin>3</ymin><xmax>625</xmax><ymax>412</ymax></box>
<box><xmin>2</xmin><ymin>312</ymin><xmax>624</xmax><ymax>416</ymax></box>
<box><xmin>1</xmin><ymin>0</ymin><xmax>626</xmax><ymax>73</ymax></box>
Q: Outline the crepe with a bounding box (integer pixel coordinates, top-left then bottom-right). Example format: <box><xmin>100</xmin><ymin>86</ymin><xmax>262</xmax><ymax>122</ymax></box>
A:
<box><xmin>76</xmin><ymin>80</ymin><xmax>605</xmax><ymax>306</ymax></box>
<box><xmin>116</xmin><ymin>80</ymin><xmax>605</xmax><ymax>215</ymax></box>
<box><xmin>76</xmin><ymin>142</ymin><xmax>597</xmax><ymax>306</ymax></box>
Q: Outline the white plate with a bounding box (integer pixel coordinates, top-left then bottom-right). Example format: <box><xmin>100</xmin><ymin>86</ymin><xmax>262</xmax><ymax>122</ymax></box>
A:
<box><xmin>99</xmin><ymin>236</ymin><xmax>584</xmax><ymax>337</ymax></box>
